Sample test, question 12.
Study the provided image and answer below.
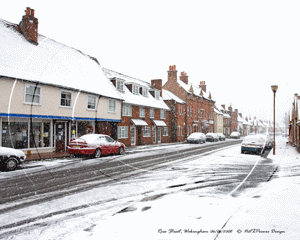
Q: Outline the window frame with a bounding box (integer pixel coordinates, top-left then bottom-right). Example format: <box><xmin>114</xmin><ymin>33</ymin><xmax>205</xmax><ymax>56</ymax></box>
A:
<box><xmin>140</xmin><ymin>107</ymin><xmax>145</xmax><ymax>118</ymax></box>
<box><xmin>24</xmin><ymin>84</ymin><xmax>42</xmax><ymax>105</ymax></box>
<box><xmin>133</xmin><ymin>85</ymin><xmax>140</xmax><ymax>95</ymax></box>
<box><xmin>60</xmin><ymin>90</ymin><xmax>72</xmax><ymax>108</ymax></box>
<box><xmin>87</xmin><ymin>95</ymin><xmax>97</xmax><ymax>110</ymax></box>
<box><xmin>118</xmin><ymin>126</ymin><xmax>128</xmax><ymax>139</ymax></box>
<box><xmin>122</xmin><ymin>104</ymin><xmax>132</xmax><ymax>116</ymax></box>
<box><xmin>163</xmin><ymin>127</ymin><xmax>168</xmax><ymax>136</ymax></box>
<box><xmin>108</xmin><ymin>99</ymin><xmax>117</xmax><ymax>113</ymax></box>
<box><xmin>116</xmin><ymin>79</ymin><xmax>124</xmax><ymax>92</ymax></box>
<box><xmin>160</xmin><ymin>109</ymin><xmax>166</xmax><ymax>119</ymax></box>
<box><xmin>143</xmin><ymin>126</ymin><xmax>151</xmax><ymax>137</ymax></box>
<box><xmin>150</xmin><ymin>108</ymin><xmax>154</xmax><ymax>119</ymax></box>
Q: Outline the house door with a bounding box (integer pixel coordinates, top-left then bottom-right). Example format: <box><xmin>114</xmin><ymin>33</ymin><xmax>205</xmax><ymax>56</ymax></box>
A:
<box><xmin>55</xmin><ymin>122</ymin><xmax>66</xmax><ymax>152</ymax></box>
<box><xmin>130</xmin><ymin>126</ymin><xmax>136</xmax><ymax>146</ymax></box>
<box><xmin>157</xmin><ymin>127</ymin><xmax>161</xmax><ymax>144</ymax></box>
<box><xmin>152</xmin><ymin>127</ymin><xmax>156</xmax><ymax>143</ymax></box>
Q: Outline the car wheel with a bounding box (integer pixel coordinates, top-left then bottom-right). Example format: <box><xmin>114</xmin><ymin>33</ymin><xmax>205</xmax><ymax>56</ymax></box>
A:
<box><xmin>118</xmin><ymin>147</ymin><xmax>125</xmax><ymax>155</ymax></box>
<box><xmin>94</xmin><ymin>148</ymin><xmax>101</xmax><ymax>158</ymax></box>
<box><xmin>6</xmin><ymin>158</ymin><xmax>18</xmax><ymax>171</ymax></box>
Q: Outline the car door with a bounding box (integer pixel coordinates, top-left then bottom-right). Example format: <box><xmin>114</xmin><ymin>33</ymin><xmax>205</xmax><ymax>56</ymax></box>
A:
<box><xmin>105</xmin><ymin>136</ymin><xmax>118</xmax><ymax>154</ymax></box>
<box><xmin>96</xmin><ymin>136</ymin><xmax>108</xmax><ymax>154</ymax></box>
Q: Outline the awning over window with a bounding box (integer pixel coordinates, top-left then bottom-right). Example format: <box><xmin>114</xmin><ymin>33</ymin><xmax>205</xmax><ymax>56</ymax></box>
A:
<box><xmin>131</xmin><ymin>119</ymin><xmax>148</xmax><ymax>126</ymax></box>
<box><xmin>153</xmin><ymin>120</ymin><xmax>167</xmax><ymax>127</ymax></box>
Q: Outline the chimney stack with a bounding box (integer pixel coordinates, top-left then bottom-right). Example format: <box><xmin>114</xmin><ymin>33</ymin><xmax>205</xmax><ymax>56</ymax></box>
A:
<box><xmin>151</xmin><ymin>79</ymin><xmax>163</xmax><ymax>97</ymax></box>
<box><xmin>167</xmin><ymin>65</ymin><xmax>177</xmax><ymax>82</ymax></box>
<box><xmin>228</xmin><ymin>105</ymin><xmax>233</xmax><ymax>112</ymax></box>
<box><xmin>199</xmin><ymin>81</ymin><xmax>207</xmax><ymax>92</ymax></box>
<box><xmin>179</xmin><ymin>71</ymin><xmax>188</xmax><ymax>84</ymax></box>
<box><xmin>19</xmin><ymin>7</ymin><xmax>39</xmax><ymax>44</ymax></box>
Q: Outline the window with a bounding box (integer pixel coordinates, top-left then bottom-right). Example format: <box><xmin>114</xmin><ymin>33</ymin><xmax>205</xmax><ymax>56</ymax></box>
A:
<box><xmin>140</xmin><ymin>107</ymin><xmax>145</xmax><ymax>118</ymax></box>
<box><xmin>118</xmin><ymin>126</ymin><xmax>128</xmax><ymax>139</ymax></box>
<box><xmin>122</xmin><ymin>104</ymin><xmax>132</xmax><ymax>116</ymax></box>
<box><xmin>150</xmin><ymin>108</ymin><xmax>154</xmax><ymax>118</ymax></box>
<box><xmin>133</xmin><ymin>85</ymin><xmax>139</xmax><ymax>95</ymax></box>
<box><xmin>87</xmin><ymin>95</ymin><xmax>97</xmax><ymax>110</ymax></box>
<box><xmin>160</xmin><ymin>109</ymin><xmax>166</xmax><ymax>119</ymax></box>
<box><xmin>155</xmin><ymin>91</ymin><xmax>160</xmax><ymax>100</ymax></box>
<box><xmin>163</xmin><ymin>127</ymin><xmax>168</xmax><ymax>136</ymax></box>
<box><xmin>108</xmin><ymin>100</ymin><xmax>116</xmax><ymax>113</ymax></box>
<box><xmin>142</xmin><ymin>87</ymin><xmax>148</xmax><ymax>97</ymax></box>
<box><xmin>143</xmin><ymin>127</ymin><xmax>151</xmax><ymax>137</ymax></box>
<box><xmin>116</xmin><ymin>80</ymin><xmax>124</xmax><ymax>91</ymax></box>
<box><xmin>187</xmin><ymin>106</ymin><xmax>189</xmax><ymax>116</ymax></box>
<box><xmin>60</xmin><ymin>90</ymin><xmax>72</xmax><ymax>107</ymax></box>
<box><xmin>25</xmin><ymin>84</ymin><xmax>41</xmax><ymax>105</ymax></box>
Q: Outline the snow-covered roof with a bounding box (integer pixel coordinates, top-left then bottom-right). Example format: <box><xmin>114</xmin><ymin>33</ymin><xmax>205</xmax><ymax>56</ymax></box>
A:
<box><xmin>177</xmin><ymin>79</ymin><xmax>213</xmax><ymax>101</ymax></box>
<box><xmin>238</xmin><ymin>115</ymin><xmax>243</xmax><ymax>122</ymax></box>
<box><xmin>0</xmin><ymin>18</ymin><xmax>122</xmax><ymax>100</ymax></box>
<box><xmin>103</xmin><ymin>68</ymin><xmax>170</xmax><ymax>110</ymax></box>
<box><xmin>162</xmin><ymin>89</ymin><xmax>185</xmax><ymax>104</ymax></box>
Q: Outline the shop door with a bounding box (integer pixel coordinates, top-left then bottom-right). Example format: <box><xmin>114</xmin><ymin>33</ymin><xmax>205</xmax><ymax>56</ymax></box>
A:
<box><xmin>55</xmin><ymin>122</ymin><xmax>66</xmax><ymax>152</ymax></box>
<box><xmin>130</xmin><ymin>126</ymin><xmax>136</xmax><ymax>146</ymax></box>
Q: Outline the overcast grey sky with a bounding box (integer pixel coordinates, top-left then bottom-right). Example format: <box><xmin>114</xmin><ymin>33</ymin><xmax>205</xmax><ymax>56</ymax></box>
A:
<box><xmin>1</xmin><ymin>0</ymin><xmax>299</xmax><ymax>124</ymax></box>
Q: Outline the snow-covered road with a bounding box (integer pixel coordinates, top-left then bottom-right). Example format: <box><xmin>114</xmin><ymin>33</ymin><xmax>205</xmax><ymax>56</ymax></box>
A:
<box><xmin>1</xmin><ymin>138</ymin><xmax>297</xmax><ymax>240</ymax></box>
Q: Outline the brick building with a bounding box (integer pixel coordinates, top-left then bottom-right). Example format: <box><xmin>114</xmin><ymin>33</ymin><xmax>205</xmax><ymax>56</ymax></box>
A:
<box><xmin>102</xmin><ymin>68</ymin><xmax>171</xmax><ymax>146</ymax></box>
<box><xmin>163</xmin><ymin>65</ymin><xmax>215</xmax><ymax>139</ymax></box>
<box><xmin>289</xmin><ymin>94</ymin><xmax>300</xmax><ymax>148</ymax></box>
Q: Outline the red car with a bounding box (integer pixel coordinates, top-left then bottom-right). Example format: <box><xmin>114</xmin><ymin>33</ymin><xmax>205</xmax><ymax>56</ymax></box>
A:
<box><xmin>68</xmin><ymin>134</ymin><xmax>125</xmax><ymax>158</ymax></box>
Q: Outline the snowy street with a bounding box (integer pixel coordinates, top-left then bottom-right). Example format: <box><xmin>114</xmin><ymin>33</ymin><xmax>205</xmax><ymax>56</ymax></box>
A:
<box><xmin>1</xmin><ymin>138</ymin><xmax>297</xmax><ymax>240</ymax></box>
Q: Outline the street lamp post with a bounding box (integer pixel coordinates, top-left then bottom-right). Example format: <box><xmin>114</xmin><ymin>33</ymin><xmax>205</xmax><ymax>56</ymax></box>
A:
<box><xmin>271</xmin><ymin>85</ymin><xmax>278</xmax><ymax>155</ymax></box>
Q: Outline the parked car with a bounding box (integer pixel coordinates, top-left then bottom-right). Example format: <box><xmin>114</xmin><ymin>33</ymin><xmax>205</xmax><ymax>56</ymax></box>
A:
<box><xmin>241</xmin><ymin>135</ymin><xmax>266</xmax><ymax>154</ymax></box>
<box><xmin>258</xmin><ymin>134</ymin><xmax>273</xmax><ymax>150</ymax></box>
<box><xmin>187</xmin><ymin>132</ymin><xmax>206</xmax><ymax>144</ymax></box>
<box><xmin>230</xmin><ymin>131</ymin><xmax>240</xmax><ymax>139</ymax></box>
<box><xmin>68</xmin><ymin>134</ymin><xmax>126</xmax><ymax>158</ymax></box>
<box><xmin>206</xmin><ymin>133</ymin><xmax>219</xmax><ymax>142</ymax></box>
<box><xmin>0</xmin><ymin>147</ymin><xmax>26</xmax><ymax>171</ymax></box>
<box><xmin>216</xmin><ymin>133</ymin><xmax>226</xmax><ymax>141</ymax></box>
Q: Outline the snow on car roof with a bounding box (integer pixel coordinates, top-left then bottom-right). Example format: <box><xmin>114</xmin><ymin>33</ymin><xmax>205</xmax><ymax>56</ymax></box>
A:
<box><xmin>0</xmin><ymin>19</ymin><xmax>123</xmax><ymax>100</ymax></box>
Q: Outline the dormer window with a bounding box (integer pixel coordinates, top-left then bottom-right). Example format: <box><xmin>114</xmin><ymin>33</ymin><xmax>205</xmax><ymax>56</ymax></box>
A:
<box><xmin>155</xmin><ymin>91</ymin><xmax>160</xmax><ymax>100</ymax></box>
<box><xmin>133</xmin><ymin>85</ymin><xmax>139</xmax><ymax>95</ymax></box>
<box><xmin>116</xmin><ymin>79</ymin><xmax>124</xmax><ymax>92</ymax></box>
<box><xmin>142</xmin><ymin>87</ymin><xmax>148</xmax><ymax>97</ymax></box>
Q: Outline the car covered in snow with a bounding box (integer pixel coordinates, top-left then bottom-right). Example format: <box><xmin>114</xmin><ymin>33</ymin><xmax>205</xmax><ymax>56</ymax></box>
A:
<box><xmin>241</xmin><ymin>135</ymin><xmax>266</xmax><ymax>154</ymax></box>
<box><xmin>0</xmin><ymin>147</ymin><xmax>26</xmax><ymax>171</ymax></box>
<box><xmin>186</xmin><ymin>132</ymin><xmax>206</xmax><ymax>144</ymax></box>
<box><xmin>230</xmin><ymin>131</ymin><xmax>240</xmax><ymax>139</ymax></box>
<box><xmin>205</xmin><ymin>133</ymin><xmax>219</xmax><ymax>142</ymax></box>
<box><xmin>68</xmin><ymin>134</ymin><xmax>125</xmax><ymax>158</ymax></box>
<box><xmin>216</xmin><ymin>133</ymin><xmax>226</xmax><ymax>141</ymax></box>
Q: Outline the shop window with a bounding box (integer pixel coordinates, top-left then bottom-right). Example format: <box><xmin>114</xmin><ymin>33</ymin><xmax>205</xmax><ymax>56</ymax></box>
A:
<box><xmin>78</xmin><ymin>121</ymin><xmax>94</xmax><ymax>137</ymax></box>
<box><xmin>2</xmin><ymin>120</ymin><xmax>28</xmax><ymax>149</ymax></box>
<box><xmin>25</xmin><ymin>84</ymin><xmax>41</xmax><ymax>105</ymax></box>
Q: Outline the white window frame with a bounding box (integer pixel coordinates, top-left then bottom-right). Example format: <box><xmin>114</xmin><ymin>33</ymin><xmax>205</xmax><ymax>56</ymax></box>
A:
<box><xmin>60</xmin><ymin>90</ymin><xmax>72</xmax><ymax>108</ymax></box>
<box><xmin>122</xmin><ymin>104</ymin><xmax>132</xmax><ymax>116</ymax></box>
<box><xmin>133</xmin><ymin>85</ymin><xmax>139</xmax><ymax>95</ymax></box>
<box><xmin>116</xmin><ymin>80</ymin><xmax>124</xmax><ymax>92</ymax></box>
<box><xmin>143</xmin><ymin>126</ymin><xmax>151</xmax><ymax>137</ymax></box>
<box><xmin>155</xmin><ymin>91</ymin><xmax>160</xmax><ymax>100</ymax></box>
<box><xmin>118</xmin><ymin>126</ymin><xmax>128</xmax><ymax>139</ymax></box>
<box><xmin>150</xmin><ymin>108</ymin><xmax>154</xmax><ymax>119</ymax></box>
<box><xmin>163</xmin><ymin>127</ymin><xmax>168</xmax><ymax>136</ymax></box>
<box><xmin>160</xmin><ymin>109</ymin><xmax>166</xmax><ymax>119</ymax></box>
<box><xmin>140</xmin><ymin>107</ymin><xmax>145</xmax><ymax>118</ymax></box>
<box><xmin>108</xmin><ymin>99</ymin><xmax>116</xmax><ymax>113</ymax></box>
<box><xmin>87</xmin><ymin>95</ymin><xmax>97</xmax><ymax>110</ymax></box>
<box><xmin>142</xmin><ymin>87</ymin><xmax>148</xmax><ymax>97</ymax></box>
<box><xmin>24</xmin><ymin>84</ymin><xmax>42</xmax><ymax>105</ymax></box>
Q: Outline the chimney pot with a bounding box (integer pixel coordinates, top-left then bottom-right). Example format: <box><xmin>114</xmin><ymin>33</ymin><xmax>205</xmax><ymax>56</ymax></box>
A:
<box><xmin>31</xmin><ymin>9</ymin><xmax>35</xmax><ymax>17</ymax></box>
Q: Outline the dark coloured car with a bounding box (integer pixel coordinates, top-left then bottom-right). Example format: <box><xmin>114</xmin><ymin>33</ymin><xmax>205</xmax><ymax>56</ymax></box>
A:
<box><xmin>0</xmin><ymin>147</ymin><xmax>26</xmax><ymax>171</ymax></box>
<box><xmin>241</xmin><ymin>135</ymin><xmax>265</xmax><ymax>154</ymax></box>
<box><xmin>187</xmin><ymin>132</ymin><xmax>206</xmax><ymax>144</ymax></box>
<box><xmin>206</xmin><ymin>133</ymin><xmax>219</xmax><ymax>142</ymax></box>
<box><xmin>68</xmin><ymin>134</ymin><xmax>125</xmax><ymax>158</ymax></box>
<box><xmin>216</xmin><ymin>133</ymin><xmax>226</xmax><ymax>141</ymax></box>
